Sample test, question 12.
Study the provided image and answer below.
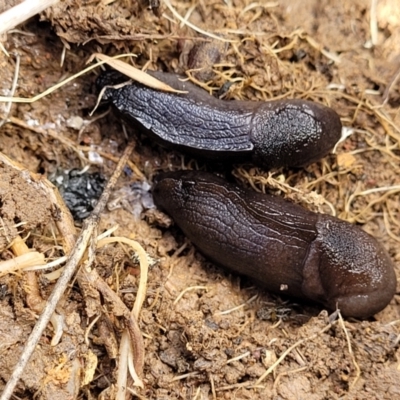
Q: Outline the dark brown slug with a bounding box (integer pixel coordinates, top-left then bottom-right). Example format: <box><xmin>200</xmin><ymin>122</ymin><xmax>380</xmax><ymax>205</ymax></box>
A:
<box><xmin>153</xmin><ymin>170</ymin><xmax>396</xmax><ymax>318</ymax></box>
<box><xmin>97</xmin><ymin>70</ymin><xmax>342</xmax><ymax>169</ymax></box>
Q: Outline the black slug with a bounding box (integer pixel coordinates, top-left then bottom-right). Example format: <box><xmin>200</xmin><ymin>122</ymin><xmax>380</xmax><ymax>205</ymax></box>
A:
<box><xmin>97</xmin><ymin>70</ymin><xmax>342</xmax><ymax>169</ymax></box>
<box><xmin>153</xmin><ymin>170</ymin><xmax>397</xmax><ymax>318</ymax></box>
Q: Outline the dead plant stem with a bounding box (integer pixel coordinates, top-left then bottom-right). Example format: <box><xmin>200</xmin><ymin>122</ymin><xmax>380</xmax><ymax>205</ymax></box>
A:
<box><xmin>0</xmin><ymin>141</ymin><xmax>135</xmax><ymax>400</ymax></box>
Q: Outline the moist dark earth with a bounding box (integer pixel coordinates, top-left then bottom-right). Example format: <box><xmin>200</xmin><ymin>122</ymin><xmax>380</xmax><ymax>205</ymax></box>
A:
<box><xmin>0</xmin><ymin>0</ymin><xmax>400</xmax><ymax>399</ymax></box>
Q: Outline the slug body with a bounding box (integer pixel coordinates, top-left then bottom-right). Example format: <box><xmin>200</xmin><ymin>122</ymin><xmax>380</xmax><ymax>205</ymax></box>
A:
<box><xmin>97</xmin><ymin>71</ymin><xmax>342</xmax><ymax>169</ymax></box>
<box><xmin>153</xmin><ymin>171</ymin><xmax>396</xmax><ymax>318</ymax></box>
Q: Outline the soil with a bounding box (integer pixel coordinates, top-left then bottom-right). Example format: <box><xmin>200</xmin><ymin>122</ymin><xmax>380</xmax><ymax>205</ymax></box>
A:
<box><xmin>0</xmin><ymin>0</ymin><xmax>400</xmax><ymax>399</ymax></box>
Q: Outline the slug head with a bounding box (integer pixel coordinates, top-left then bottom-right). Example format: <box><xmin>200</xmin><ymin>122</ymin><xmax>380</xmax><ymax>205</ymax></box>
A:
<box><xmin>153</xmin><ymin>170</ymin><xmax>197</xmax><ymax>212</ymax></box>
<box><xmin>302</xmin><ymin>215</ymin><xmax>396</xmax><ymax>318</ymax></box>
<box><xmin>251</xmin><ymin>100</ymin><xmax>342</xmax><ymax>169</ymax></box>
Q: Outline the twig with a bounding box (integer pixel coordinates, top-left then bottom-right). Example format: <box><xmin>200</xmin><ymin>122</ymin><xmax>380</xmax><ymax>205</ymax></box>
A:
<box><xmin>163</xmin><ymin>0</ymin><xmax>236</xmax><ymax>43</ymax></box>
<box><xmin>215</xmin><ymin>294</ymin><xmax>258</xmax><ymax>316</ymax></box>
<box><xmin>369</xmin><ymin>0</ymin><xmax>378</xmax><ymax>46</ymax></box>
<box><xmin>345</xmin><ymin>185</ymin><xmax>400</xmax><ymax>215</ymax></box>
<box><xmin>381</xmin><ymin>64</ymin><xmax>400</xmax><ymax>106</ymax></box>
<box><xmin>173</xmin><ymin>286</ymin><xmax>208</xmax><ymax>305</ymax></box>
<box><xmin>95</xmin><ymin>236</ymin><xmax>149</xmax><ymax>392</ymax></box>
<box><xmin>82</xmin><ymin>267</ymin><xmax>145</xmax><ymax>385</ymax></box>
<box><xmin>0</xmin><ymin>53</ymin><xmax>19</xmax><ymax>128</ymax></box>
<box><xmin>304</xmin><ymin>35</ymin><xmax>341</xmax><ymax>64</ymax></box>
<box><xmin>0</xmin><ymin>0</ymin><xmax>60</xmax><ymax>36</ymax></box>
<box><xmin>0</xmin><ymin>141</ymin><xmax>135</xmax><ymax>400</ymax></box>
<box><xmin>338</xmin><ymin>312</ymin><xmax>361</xmax><ymax>389</ymax></box>
<box><xmin>209</xmin><ymin>372</ymin><xmax>216</xmax><ymax>400</ymax></box>
<box><xmin>254</xmin><ymin>321</ymin><xmax>334</xmax><ymax>386</ymax></box>
<box><xmin>226</xmin><ymin>351</ymin><xmax>251</xmax><ymax>364</ymax></box>
<box><xmin>0</xmin><ymin>53</ymin><xmax>170</xmax><ymax>103</ymax></box>
<box><xmin>171</xmin><ymin>371</ymin><xmax>200</xmax><ymax>382</ymax></box>
<box><xmin>88</xmin><ymin>53</ymin><xmax>185</xmax><ymax>94</ymax></box>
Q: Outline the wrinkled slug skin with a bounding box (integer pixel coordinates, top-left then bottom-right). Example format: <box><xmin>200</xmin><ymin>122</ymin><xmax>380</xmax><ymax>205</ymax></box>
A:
<box><xmin>153</xmin><ymin>171</ymin><xmax>397</xmax><ymax>318</ymax></box>
<box><xmin>97</xmin><ymin>71</ymin><xmax>342</xmax><ymax>169</ymax></box>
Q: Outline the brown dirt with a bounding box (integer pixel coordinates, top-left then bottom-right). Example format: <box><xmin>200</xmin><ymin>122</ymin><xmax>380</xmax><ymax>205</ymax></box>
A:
<box><xmin>0</xmin><ymin>163</ymin><xmax>53</xmax><ymax>250</ymax></box>
<box><xmin>0</xmin><ymin>0</ymin><xmax>400</xmax><ymax>399</ymax></box>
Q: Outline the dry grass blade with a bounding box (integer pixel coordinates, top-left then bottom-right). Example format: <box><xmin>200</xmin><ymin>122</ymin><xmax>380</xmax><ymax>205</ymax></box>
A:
<box><xmin>344</xmin><ymin>185</ymin><xmax>400</xmax><ymax>222</ymax></box>
<box><xmin>254</xmin><ymin>321</ymin><xmax>334</xmax><ymax>386</ymax></box>
<box><xmin>0</xmin><ymin>251</ymin><xmax>45</xmax><ymax>276</ymax></box>
<box><xmin>338</xmin><ymin>312</ymin><xmax>361</xmax><ymax>389</ymax></box>
<box><xmin>215</xmin><ymin>294</ymin><xmax>258</xmax><ymax>316</ymax></box>
<box><xmin>0</xmin><ymin>56</ymin><xmax>111</xmax><ymax>103</ymax></box>
<box><xmin>89</xmin><ymin>53</ymin><xmax>187</xmax><ymax>93</ymax></box>
<box><xmin>0</xmin><ymin>0</ymin><xmax>60</xmax><ymax>35</ymax></box>
<box><xmin>369</xmin><ymin>0</ymin><xmax>378</xmax><ymax>46</ymax></box>
<box><xmin>173</xmin><ymin>286</ymin><xmax>208</xmax><ymax>305</ymax></box>
<box><xmin>163</xmin><ymin>0</ymin><xmax>236</xmax><ymax>43</ymax></box>
<box><xmin>82</xmin><ymin>267</ymin><xmax>145</xmax><ymax>390</ymax></box>
<box><xmin>0</xmin><ymin>53</ymin><xmax>19</xmax><ymax>128</ymax></box>
<box><xmin>381</xmin><ymin>64</ymin><xmax>400</xmax><ymax>106</ymax></box>
<box><xmin>97</xmin><ymin>236</ymin><xmax>149</xmax><ymax>393</ymax></box>
<box><xmin>0</xmin><ymin>53</ymin><xmax>184</xmax><ymax>104</ymax></box>
<box><xmin>304</xmin><ymin>35</ymin><xmax>341</xmax><ymax>64</ymax></box>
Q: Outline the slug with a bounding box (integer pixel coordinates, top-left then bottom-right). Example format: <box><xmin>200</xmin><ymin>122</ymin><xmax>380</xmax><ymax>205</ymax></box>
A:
<box><xmin>153</xmin><ymin>170</ymin><xmax>397</xmax><ymax>318</ymax></box>
<box><xmin>97</xmin><ymin>70</ymin><xmax>342</xmax><ymax>169</ymax></box>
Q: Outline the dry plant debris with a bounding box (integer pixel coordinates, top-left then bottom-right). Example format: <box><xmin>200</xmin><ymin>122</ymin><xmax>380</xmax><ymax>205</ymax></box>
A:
<box><xmin>0</xmin><ymin>0</ymin><xmax>399</xmax><ymax>399</ymax></box>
